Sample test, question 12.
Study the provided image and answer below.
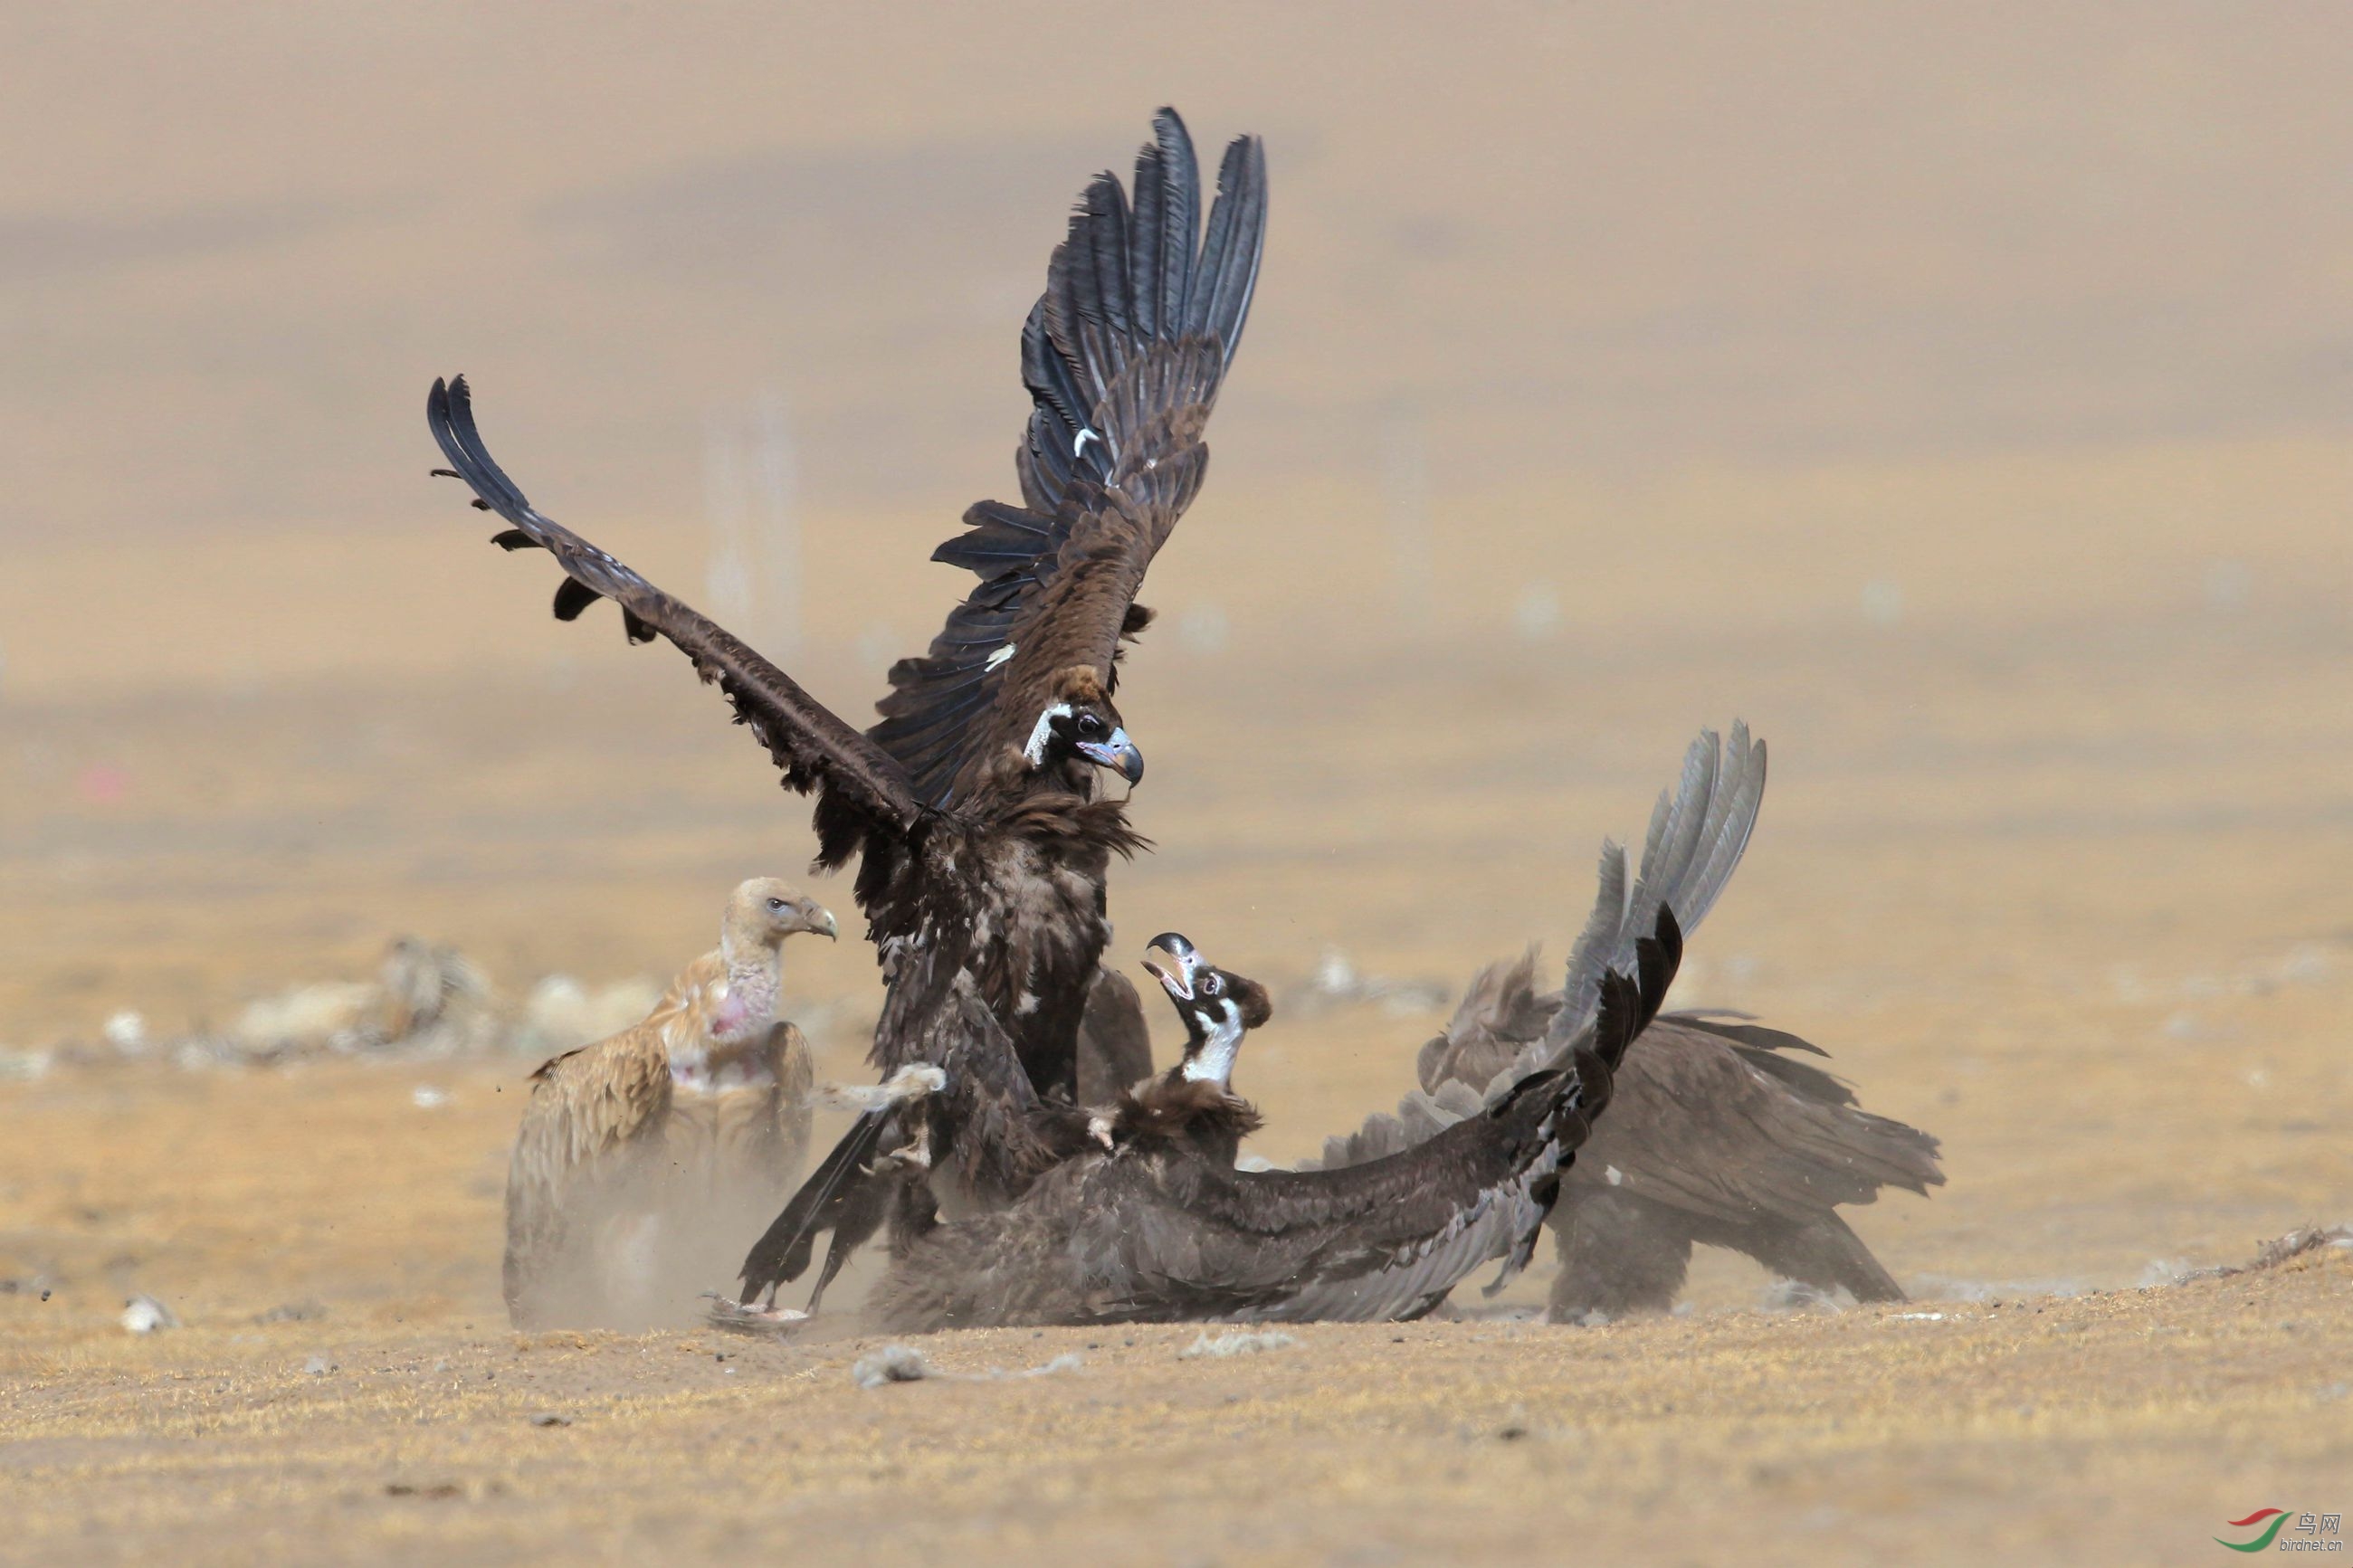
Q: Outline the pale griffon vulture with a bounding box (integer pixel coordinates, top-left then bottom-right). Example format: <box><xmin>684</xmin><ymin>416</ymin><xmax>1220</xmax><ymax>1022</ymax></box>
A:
<box><xmin>503</xmin><ymin>878</ymin><xmax>836</xmax><ymax>1328</ymax></box>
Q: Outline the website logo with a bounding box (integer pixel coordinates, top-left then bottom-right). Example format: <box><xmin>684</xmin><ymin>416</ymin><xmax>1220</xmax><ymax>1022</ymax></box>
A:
<box><xmin>2218</xmin><ymin>1510</ymin><xmax>2343</xmax><ymax>1554</ymax></box>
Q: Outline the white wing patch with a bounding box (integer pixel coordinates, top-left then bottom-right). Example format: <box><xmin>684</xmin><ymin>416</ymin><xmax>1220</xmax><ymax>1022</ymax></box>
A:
<box><xmin>985</xmin><ymin>643</ymin><xmax>1016</xmax><ymax>671</ymax></box>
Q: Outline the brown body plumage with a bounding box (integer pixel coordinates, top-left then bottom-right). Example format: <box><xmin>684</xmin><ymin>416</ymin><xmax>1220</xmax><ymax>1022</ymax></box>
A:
<box><xmin>502</xmin><ymin>879</ymin><xmax>835</xmax><ymax>1328</ymax></box>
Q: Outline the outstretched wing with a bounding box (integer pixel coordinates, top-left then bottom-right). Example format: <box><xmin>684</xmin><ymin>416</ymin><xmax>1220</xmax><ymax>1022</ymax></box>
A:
<box><xmin>1307</xmin><ymin>724</ymin><xmax>1764</xmax><ymax>1170</ymax></box>
<box><xmin>1094</xmin><ymin>917</ymin><xmax>1679</xmax><ymax>1324</ymax></box>
<box><xmin>871</xmin><ymin>109</ymin><xmax>1269</xmax><ymax>805</ymax></box>
<box><xmin>427</xmin><ymin>375</ymin><xmax>922</xmax><ymax>868</ymax></box>
<box><xmin>1533</xmin><ymin>723</ymin><xmax>1764</xmax><ymax>1073</ymax></box>
<box><xmin>1571</xmin><ymin>1015</ymin><xmax>1945</xmax><ymax>1226</ymax></box>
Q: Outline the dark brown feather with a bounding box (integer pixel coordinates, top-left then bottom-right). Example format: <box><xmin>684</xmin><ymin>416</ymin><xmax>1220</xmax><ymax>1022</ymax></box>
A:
<box><xmin>864</xmin><ymin>918</ymin><xmax>1677</xmax><ymax>1331</ymax></box>
<box><xmin>426</xmin><ymin>375</ymin><xmax>922</xmax><ymax>873</ymax></box>
<box><xmin>872</xmin><ymin>109</ymin><xmax>1267</xmax><ymax>808</ymax></box>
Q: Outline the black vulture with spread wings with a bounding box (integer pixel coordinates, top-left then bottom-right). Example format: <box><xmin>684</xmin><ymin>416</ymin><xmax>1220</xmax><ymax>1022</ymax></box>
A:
<box><xmin>1309</xmin><ymin>726</ymin><xmax>1944</xmax><ymax>1319</ymax></box>
<box><xmin>427</xmin><ymin>112</ymin><xmax>1268</xmax><ymax>1288</ymax></box>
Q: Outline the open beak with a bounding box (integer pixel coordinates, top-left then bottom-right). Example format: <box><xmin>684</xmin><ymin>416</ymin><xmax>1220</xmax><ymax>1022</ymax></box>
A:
<box><xmin>1140</xmin><ymin>933</ymin><xmax>1201</xmax><ymax>1001</ymax></box>
<box><xmin>1077</xmin><ymin>727</ymin><xmax>1144</xmax><ymax>784</ymax></box>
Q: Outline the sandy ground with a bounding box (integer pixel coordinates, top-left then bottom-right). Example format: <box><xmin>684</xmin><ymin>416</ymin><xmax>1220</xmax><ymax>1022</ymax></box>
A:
<box><xmin>5</xmin><ymin>565</ymin><xmax>2350</xmax><ymax>1563</ymax></box>
<box><xmin>1</xmin><ymin>1243</ymin><xmax>2347</xmax><ymax>1568</ymax></box>
<box><xmin>6</xmin><ymin>7</ymin><xmax>2353</xmax><ymax>1561</ymax></box>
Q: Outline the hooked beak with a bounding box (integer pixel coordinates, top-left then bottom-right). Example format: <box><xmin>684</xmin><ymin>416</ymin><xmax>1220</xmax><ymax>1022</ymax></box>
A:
<box><xmin>1076</xmin><ymin>727</ymin><xmax>1144</xmax><ymax>784</ymax></box>
<box><xmin>1141</xmin><ymin>933</ymin><xmax>1201</xmax><ymax>1001</ymax></box>
<box><xmin>807</xmin><ymin>905</ymin><xmax>840</xmax><ymax>941</ymax></box>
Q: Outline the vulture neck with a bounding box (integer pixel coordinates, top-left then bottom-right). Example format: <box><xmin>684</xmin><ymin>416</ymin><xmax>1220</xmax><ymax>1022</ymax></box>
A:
<box><xmin>706</xmin><ymin>934</ymin><xmax>785</xmax><ymax>1051</ymax></box>
<box><xmin>1179</xmin><ymin>1005</ymin><xmax>1245</xmax><ymax>1088</ymax></box>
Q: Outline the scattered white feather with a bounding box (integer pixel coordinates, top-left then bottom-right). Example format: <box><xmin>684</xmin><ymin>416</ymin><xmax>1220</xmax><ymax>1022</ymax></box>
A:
<box><xmin>853</xmin><ymin>1345</ymin><xmax>930</xmax><ymax>1388</ymax></box>
<box><xmin>1179</xmin><ymin>1330</ymin><xmax>1298</xmax><ymax>1359</ymax></box>
<box><xmin>853</xmin><ymin>1345</ymin><xmax>1081</xmax><ymax>1388</ymax></box>
<box><xmin>102</xmin><ymin>1011</ymin><xmax>148</xmax><ymax>1052</ymax></box>
<box><xmin>120</xmin><ymin>1294</ymin><xmax>177</xmax><ymax>1335</ymax></box>
<box><xmin>816</xmin><ymin>1072</ymin><xmax>943</xmax><ymax>1114</ymax></box>
<box><xmin>410</xmin><ymin>1085</ymin><xmax>448</xmax><ymax>1109</ymax></box>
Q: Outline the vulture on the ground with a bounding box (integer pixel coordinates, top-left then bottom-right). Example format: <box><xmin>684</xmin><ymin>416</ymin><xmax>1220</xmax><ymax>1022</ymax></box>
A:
<box><xmin>864</xmin><ymin>910</ymin><xmax>1681</xmax><ymax>1332</ymax></box>
<box><xmin>1310</xmin><ymin>726</ymin><xmax>1945</xmax><ymax>1319</ymax></box>
<box><xmin>502</xmin><ymin>878</ymin><xmax>835</xmax><ymax>1328</ymax></box>
<box><xmin>424</xmin><ymin>109</ymin><xmax>1269</xmax><ymax>1309</ymax></box>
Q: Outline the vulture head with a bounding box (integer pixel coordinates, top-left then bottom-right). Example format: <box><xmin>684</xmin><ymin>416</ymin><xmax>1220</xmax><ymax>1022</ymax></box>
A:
<box><xmin>1023</xmin><ymin>665</ymin><xmax>1144</xmax><ymax>787</ymax></box>
<box><xmin>1140</xmin><ymin>933</ymin><xmax>1272</xmax><ymax>1089</ymax></box>
<box><xmin>725</xmin><ymin>878</ymin><xmax>840</xmax><ymax>954</ymax></box>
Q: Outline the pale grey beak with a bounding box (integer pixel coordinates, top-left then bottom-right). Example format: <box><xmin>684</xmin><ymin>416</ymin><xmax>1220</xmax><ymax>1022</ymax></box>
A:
<box><xmin>1077</xmin><ymin>727</ymin><xmax>1144</xmax><ymax>784</ymax></box>
<box><xmin>1141</xmin><ymin>933</ymin><xmax>1201</xmax><ymax>1001</ymax></box>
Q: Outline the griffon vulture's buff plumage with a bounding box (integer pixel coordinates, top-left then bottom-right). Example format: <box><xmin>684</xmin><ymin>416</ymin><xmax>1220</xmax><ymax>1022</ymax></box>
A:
<box><xmin>426</xmin><ymin>109</ymin><xmax>1268</xmax><ymax>1312</ymax></box>
<box><xmin>1310</xmin><ymin>726</ymin><xmax>1945</xmax><ymax>1319</ymax></box>
<box><xmin>503</xmin><ymin>879</ymin><xmax>836</xmax><ymax>1329</ymax></box>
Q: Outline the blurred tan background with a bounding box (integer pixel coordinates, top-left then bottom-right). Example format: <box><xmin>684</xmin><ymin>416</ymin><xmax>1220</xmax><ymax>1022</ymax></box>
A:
<box><xmin>4</xmin><ymin>0</ymin><xmax>2349</xmax><ymax>1280</ymax></box>
<box><xmin>5</xmin><ymin>8</ymin><xmax>2352</xmax><ymax>1564</ymax></box>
